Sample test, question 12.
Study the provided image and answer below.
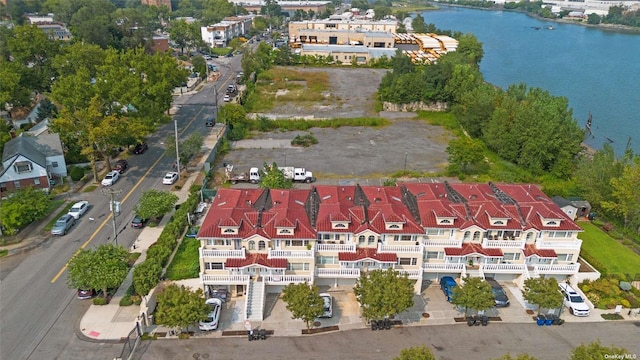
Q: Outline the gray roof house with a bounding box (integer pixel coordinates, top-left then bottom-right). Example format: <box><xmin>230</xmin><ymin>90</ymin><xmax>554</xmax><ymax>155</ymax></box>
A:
<box><xmin>551</xmin><ymin>196</ymin><xmax>591</xmax><ymax>220</ymax></box>
<box><xmin>0</xmin><ymin>134</ymin><xmax>67</xmax><ymax>195</ymax></box>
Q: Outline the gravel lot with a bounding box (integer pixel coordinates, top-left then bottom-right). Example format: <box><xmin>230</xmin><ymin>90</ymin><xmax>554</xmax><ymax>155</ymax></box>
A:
<box><xmin>222</xmin><ymin>67</ymin><xmax>452</xmax><ymax>181</ymax></box>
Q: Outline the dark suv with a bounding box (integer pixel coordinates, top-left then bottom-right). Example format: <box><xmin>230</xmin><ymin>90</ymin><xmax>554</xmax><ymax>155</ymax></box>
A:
<box><xmin>133</xmin><ymin>143</ymin><xmax>148</xmax><ymax>154</ymax></box>
<box><xmin>205</xmin><ymin>117</ymin><xmax>216</xmax><ymax>127</ymax></box>
<box><xmin>486</xmin><ymin>278</ymin><xmax>510</xmax><ymax>307</ymax></box>
<box><xmin>113</xmin><ymin>159</ymin><xmax>128</xmax><ymax>173</ymax></box>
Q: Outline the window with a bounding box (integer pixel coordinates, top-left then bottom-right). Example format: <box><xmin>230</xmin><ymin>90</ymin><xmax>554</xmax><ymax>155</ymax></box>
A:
<box><xmin>463</xmin><ymin>231</ymin><xmax>471</xmax><ymax>241</ymax></box>
<box><xmin>317</xmin><ymin>256</ymin><xmax>338</xmax><ymax>264</ymax></box>
<box><xmin>13</xmin><ymin>181</ymin><xmax>20</xmax><ymax>189</ymax></box>
<box><xmin>526</xmin><ymin>232</ymin><xmax>535</xmax><ymax>241</ymax></box>
<box><xmin>388</xmin><ymin>224</ymin><xmax>400</xmax><ymax>229</ymax></box>
<box><xmin>503</xmin><ymin>252</ymin><xmax>521</xmax><ymax>261</ymax></box>
<box><xmin>248</xmin><ymin>240</ymin><xmax>255</xmax><ymax>250</ymax></box>
<box><xmin>205</xmin><ymin>262</ymin><xmax>224</xmax><ymax>270</ymax></box>
<box><xmin>557</xmin><ymin>253</ymin><xmax>574</xmax><ymax>262</ymax></box>
<box><xmin>287</xmin><ymin>262</ymin><xmax>310</xmax><ymax>271</ymax></box>
<box><xmin>285</xmin><ymin>240</ymin><xmax>309</xmax><ymax>247</ymax></box>
<box><xmin>14</xmin><ymin>161</ymin><xmax>32</xmax><ymax>173</ymax></box>
<box><xmin>333</xmin><ymin>223</ymin><xmax>346</xmax><ymax>228</ymax></box>
<box><xmin>473</xmin><ymin>231</ymin><xmax>481</xmax><ymax>241</ymax></box>
<box><xmin>279</xmin><ymin>228</ymin><xmax>292</xmax><ymax>234</ymax></box>
<box><xmin>368</xmin><ymin>235</ymin><xmax>375</xmax><ymax>245</ymax></box>
<box><xmin>548</xmin><ymin>231</ymin><xmax>571</xmax><ymax>238</ymax></box>
<box><xmin>34</xmin><ymin>178</ymin><xmax>40</xmax><ymax>185</ymax></box>
<box><xmin>358</xmin><ymin>235</ymin><xmax>365</xmax><ymax>244</ymax></box>
<box><xmin>223</xmin><ymin>228</ymin><xmax>235</xmax><ymax>233</ymax></box>
<box><xmin>258</xmin><ymin>240</ymin><xmax>266</xmax><ymax>250</ymax></box>
<box><xmin>426</xmin><ymin>229</ymin><xmax>445</xmax><ymax>236</ymax></box>
<box><xmin>400</xmin><ymin>235</ymin><xmax>413</xmax><ymax>242</ymax></box>
<box><xmin>398</xmin><ymin>258</ymin><xmax>417</xmax><ymax>266</ymax></box>
<box><xmin>334</xmin><ymin>234</ymin><xmax>341</xmax><ymax>241</ymax></box>
<box><xmin>425</xmin><ymin>251</ymin><xmax>443</xmax><ymax>260</ymax></box>
<box><xmin>52</xmin><ymin>161</ymin><xmax>59</xmax><ymax>168</ymax></box>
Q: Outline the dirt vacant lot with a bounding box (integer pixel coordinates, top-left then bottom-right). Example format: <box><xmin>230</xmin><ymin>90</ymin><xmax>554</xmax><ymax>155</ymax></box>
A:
<box><xmin>223</xmin><ymin>67</ymin><xmax>452</xmax><ymax>181</ymax></box>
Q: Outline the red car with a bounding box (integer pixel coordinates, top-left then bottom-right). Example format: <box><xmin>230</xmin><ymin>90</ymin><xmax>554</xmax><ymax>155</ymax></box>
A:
<box><xmin>113</xmin><ymin>159</ymin><xmax>128</xmax><ymax>174</ymax></box>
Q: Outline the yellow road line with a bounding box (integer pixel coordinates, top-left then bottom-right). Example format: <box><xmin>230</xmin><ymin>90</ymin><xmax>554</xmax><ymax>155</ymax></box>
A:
<box><xmin>50</xmin><ymin>107</ymin><xmax>205</xmax><ymax>283</ymax></box>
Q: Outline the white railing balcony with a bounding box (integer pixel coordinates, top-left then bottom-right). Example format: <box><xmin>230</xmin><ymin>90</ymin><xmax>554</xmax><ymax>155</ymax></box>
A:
<box><xmin>268</xmin><ymin>248</ymin><xmax>314</xmax><ymax>259</ymax></box>
<box><xmin>423</xmin><ymin>238</ymin><xmax>462</xmax><ymax>247</ymax></box>
<box><xmin>480</xmin><ymin>263</ymin><xmax>527</xmax><ymax>274</ymax></box>
<box><xmin>200</xmin><ymin>247</ymin><xmax>245</xmax><ymax>258</ymax></box>
<box><xmin>482</xmin><ymin>238</ymin><xmax>526</xmax><ymax>249</ymax></box>
<box><xmin>535</xmin><ymin>239</ymin><xmax>583</xmax><ymax>250</ymax></box>
<box><xmin>315</xmin><ymin>243</ymin><xmax>356</xmax><ymax>252</ymax></box>
<box><xmin>534</xmin><ymin>263</ymin><xmax>580</xmax><ymax>275</ymax></box>
<box><xmin>201</xmin><ymin>273</ymin><xmax>250</xmax><ymax>284</ymax></box>
<box><xmin>316</xmin><ymin>268</ymin><xmax>361</xmax><ymax>278</ymax></box>
<box><xmin>378</xmin><ymin>243</ymin><xmax>423</xmax><ymax>254</ymax></box>
<box><xmin>422</xmin><ymin>262</ymin><xmax>465</xmax><ymax>272</ymax></box>
<box><xmin>263</xmin><ymin>274</ymin><xmax>313</xmax><ymax>285</ymax></box>
<box><xmin>397</xmin><ymin>269</ymin><xmax>423</xmax><ymax>280</ymax></box>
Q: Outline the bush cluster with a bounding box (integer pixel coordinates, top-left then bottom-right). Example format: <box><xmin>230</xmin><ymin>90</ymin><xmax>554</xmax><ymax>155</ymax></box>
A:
<box><xmin>69</xmin><ymin>166</ymin><xmax>85</xmax><ymax>181</ymax></box>
<box><xmin>291</xmin><ymin>134</ymin><xmax>318</xmax><ymax>147</ymax></box>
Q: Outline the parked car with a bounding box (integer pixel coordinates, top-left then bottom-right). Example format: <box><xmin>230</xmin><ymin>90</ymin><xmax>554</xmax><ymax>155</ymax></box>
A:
<box><xmin>559</xmin><ymin>282</ymin><xmax>590</xmax><ymax>316</ymax></box>
<box><xmin>77</xmin><ymin>289</ymin><xmax>96</xmax><ymax>300</ymax></box>
<box><xmin>440</xmin><ymin>276</ymin><xmax>458</xmax><ymax>303</ymax></box>
<box><xmin>209</xmin><ymin>288</ymin><xmax>229</xmax><ymax>303</ymax></box>
<box><xmin>113</xmin><ymin>159</ymin><xmax>128</xmax><ymax>174</ymax></box>
<box><xmin>319</xmin><ymin>293</ymin><xmax>333</xmax><ymax>318</ymax></box>
<box><xmin>68</xmin><ymin>201</ymin><xmax>90</xmax><ymax>220</ymax></box>
<box><xmin>163</xmin><ymin>172</ymin><xmax>179</xmax><ymax>185</ymax></box>
<box><xmin>101</xmin><ymin>171</ymin><xmax>120</xmax><ymax>186</ymax></box>
<box><xmin>133</xmin><ymin>142</ymin><xmax>148</xmax><ymax>154</ymax></box>
<box><xmin>485</xmin><ymin>278</ymin><xmax>510</xmax><ymax>307</ymax></box>
<box><xmin>131</xmin><ymin>215</ymin><xmax>147</xmax><ymax>229</ymax></box>
<box><xmin>51</xmin><ymin>214</ymin><xmax>76</xmax><ymax>236</ymax></box>
<box><xmin>205</xmin><ymin>117</ymin><xmax>216</xmax><ymax>127</ymax></box>
<box><xmin>223</xmin><ymin>94</ymin><xmax>231</xmax><ymax>102</ymax></box>
<box><xmin>199</xmin><ymin>298</ymin><xmax>222</xmax><ymax>331</ymax></box>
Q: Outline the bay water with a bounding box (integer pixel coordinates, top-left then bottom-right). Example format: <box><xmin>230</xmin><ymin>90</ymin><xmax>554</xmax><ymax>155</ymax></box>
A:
<box><xmin>420</xmin><ymin>6</ymin><xmax>640</xmax><ymax>155</ymax></box>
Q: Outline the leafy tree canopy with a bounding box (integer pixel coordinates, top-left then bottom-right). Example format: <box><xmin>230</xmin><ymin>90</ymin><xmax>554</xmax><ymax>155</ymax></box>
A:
<box><xmin>66</xmin><ymin>244</ymin><xmax>129</xmax><ymax>297</ymax></box>
<box><xmin>260</xmin><ymin>162</ymin><xmax>292</xmax><ymax>189</ymax></box>
<box><xmin>394</xmin><ymin>346</ymin><xmax>436</xmax><ymax>360</ymax></box>
<box><xmin>354</xmin><ymin>268</ymin><xmax>414</xmax><ymax>321</ymax></box>
<box><xmin>0</xmin><ymin>187</ymin><xmax>51</xmax><ymax>235</ymax></box>
<box><xmin>451</xmin><ymin>276</ymin><xmax>495</xmax><ymax>316</ymax></box>
<box><xmin>522</xmin><ymin>277</ymin><xmax>564</xmax><ymax>315</ymax></box>
<box><xmin>281</xmin><ymin>282</ymin><xmax>324</xmax><ymax>329</ymax></box>
<box><xmin>134</xmin><ymin>189</ymin><xmax>179</xmax><ymax>220</ymax></box>
<box><xmin>571</xmin><ymin>340</ymin><xmax>629</xmax><ymax>360</ymax></box>
<box><xmin>154</xmin><ymin>284</ymin><xmax>209</xmax><ymax>331</ymax></box>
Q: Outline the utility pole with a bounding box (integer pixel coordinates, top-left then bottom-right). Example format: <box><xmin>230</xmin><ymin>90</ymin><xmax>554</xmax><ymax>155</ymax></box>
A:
<box><xmin>174</xmin><ymin>117</ymin><xmax>180</xmax><ymax>178</ymax></box>
<box><xmin>102</xmin><ymin>188</ymin><xmax>123</xmax><ymax>246</ymax></box>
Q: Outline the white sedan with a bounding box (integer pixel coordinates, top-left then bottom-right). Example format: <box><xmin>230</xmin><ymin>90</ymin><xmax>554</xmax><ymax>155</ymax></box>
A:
<box><xmin>163</xmin><ymin>172</ymin><xmax>179</xmax><ymax>185</ymax></box>
<box><xmin>101</xmin><ymin>171</ymin><xmax>120</xmax><ymax>186</ymax></box>
<box><xmin>223</xmin><ymin>94</ymin><xmax>231</xmax><ymax>102</ymax></box>
<box><xmin>199</xmin><ymin>298</ymin><xmax>222</xmax><ymax>331</ymax></box>
<box><xmin>68</xmin><ymin>201</ymin><xmax>90</xmax><ymax>219</ymax></box>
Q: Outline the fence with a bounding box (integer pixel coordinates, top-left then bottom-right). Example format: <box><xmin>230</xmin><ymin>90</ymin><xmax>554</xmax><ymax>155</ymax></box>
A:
<box><xmin>117</xmin><ymin>323</ymin><xmax>142</xmax><ymax>360</ymax></box>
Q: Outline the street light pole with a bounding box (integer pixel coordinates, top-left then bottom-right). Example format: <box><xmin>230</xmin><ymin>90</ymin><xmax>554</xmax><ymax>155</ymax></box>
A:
<box><xmin>404</xmin><ymin>152</ymin><xmax>408</xmax><ymax>171</ymax></box>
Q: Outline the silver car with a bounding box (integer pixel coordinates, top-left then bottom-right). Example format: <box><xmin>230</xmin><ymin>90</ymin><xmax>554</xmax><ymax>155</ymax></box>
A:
<box><xmin>51</xmin><ymin>214</ymin><xmax>76</xmax><ymax>236</ymax></box>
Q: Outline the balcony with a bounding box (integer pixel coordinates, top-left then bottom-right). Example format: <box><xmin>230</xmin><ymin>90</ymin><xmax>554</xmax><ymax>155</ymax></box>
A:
<box><xmin>316</xmin><ymin>268</ymin><xmax>361</xmax><ymax>278</ymax></box>
<box><xmin>533</xmin><ymin>263</ymin><xmax>580</xmax><ymax>275</ymax></box>
<box><xmin>315</xmin><ymin>243</ymin><xmax>356</xmax><ymax>252</ymax></box>
<box><xmin>423</xmin><ymin>238</ymin><xmax>462</xmax><ymax>247</ymax></box>
<box><xmin>422</xmin><ymin>262</ymin><xmax>465</xmax><ymax>272</ymax></box>
<box><xmin>201</xmin><ymin>273</ymin><xmax>250</xmax><ymax>285</ymax></box>
<box><xmin>482</xmin><ymin>238</ymin><xmax>526</xmax><ymax>249</ymax></box>
<box><xmin>200</xmin><ymin>247</ymin><xmax>245</xmax><ymax>258</ymax></box>
<box><xmin>268</xmin><ymin>249</ymin><xmax>314</xmax><ymax>259</ymax></box>
<box><xmin>263</xmin><ymin>274</ymin><xmax>313</xmax><ymax>285</ymax></box>
<box><xmin>480</xmin><ymin>263</ymin><xmax>527</xmax><ymax>274</ymax></box>
<box><xmin>535</xmin><ymin>239</ymin><xmax>583</xmax><ymax>250</ymax></box>
<box><xmin>396</xmin><ymin>269</ymin><xmax>423</xmax><ymax>280</ymax></box>
<box><xmin>378</xmin><ymin>243</ymin><xmax>422</xmax><ymax>254</ymax></box>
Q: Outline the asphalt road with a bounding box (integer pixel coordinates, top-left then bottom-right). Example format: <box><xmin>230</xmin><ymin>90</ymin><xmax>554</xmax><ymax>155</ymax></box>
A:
<box><xmin>0</xmin><ymin>55</ymin><xmax>242</xmax><ymax>360</ymax></box>
<box><xmin>134</xmin><ymin>322</ymin><xmax>640</xmax><ymax>360</ymax></box>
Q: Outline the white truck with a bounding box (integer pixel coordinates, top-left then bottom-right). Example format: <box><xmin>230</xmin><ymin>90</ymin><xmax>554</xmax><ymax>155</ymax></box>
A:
<box><xmin>224</xmin><ymin>164</ymin><xmax>260</xmax><ymax>184</ymax></box>
<box><xmin>280</xmin><ymin>166</ymin><xmax>316</xmax><ymax>183</ymax></box>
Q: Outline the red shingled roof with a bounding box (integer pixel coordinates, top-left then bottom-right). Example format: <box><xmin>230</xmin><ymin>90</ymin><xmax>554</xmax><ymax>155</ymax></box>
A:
<box><xmin>444</xmin><ymin>243</ymin><xmax>503</xmax><ymax>257</ymax></box>
<box><xmin>523</xmin><ymin>244</ymin><xmax>557</xmax><ymax>258</ymax></box>
<box><xmin>338</xmin><ymin>248</ymin><xmax>398</xmax><ymax>263</ymax></box>
<box><xmin>225</xmin><ymin>253</ymin><xmax>287</xmax><ymax>269</ymax></box>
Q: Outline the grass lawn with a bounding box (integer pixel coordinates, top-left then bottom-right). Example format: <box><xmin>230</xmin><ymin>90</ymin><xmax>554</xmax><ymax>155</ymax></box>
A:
<box><xmin>165</xmin><ymin>237</ymin><xmax>200</xmax><ymax>280</ymax></box>
<box><xmin>578</xmin><ymin>221</ymin><xmax>640</xmax><ymax>276</ymax></box>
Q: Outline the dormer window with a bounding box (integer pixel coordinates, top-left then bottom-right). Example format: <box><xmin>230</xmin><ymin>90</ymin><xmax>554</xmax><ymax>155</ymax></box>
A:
<box><xmin>14</xmin><ymin>161</ymin><xmax>32</xmax><ymax>173</ymax></box>
<box><xmin>221</xmin><ymin>227</ymin><xmax>238</xmax><ymax>234</ymax></box>
<box><xmin>489</xmin><ymin>217</ymin><xmax>508</xmax><ymax>226</ymax></box>
<box><xmin>331</xmin><ymin>222</ymin><xmax>348</xmax><ymax>229</ymax></box>
<box><xmin>387</xmin><ymin>223</ymin><xmax>402</xmax><ymax>230</ymax></box>
<box><xmin>543</xmin><ymin>220</ymin><xmax>561</xmax><ymax>227</ymax></box>
<box><xmin>277</xmin><ymin>228</ymin><xmax>293</xmax><ymax>235</ymax></box>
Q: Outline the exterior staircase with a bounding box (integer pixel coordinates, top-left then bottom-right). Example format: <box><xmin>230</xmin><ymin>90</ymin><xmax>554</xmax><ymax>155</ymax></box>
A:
<box><xmin>245</xmin><ymin>278</ymin><xmax>265</xmax><ymax>322</ymax></box>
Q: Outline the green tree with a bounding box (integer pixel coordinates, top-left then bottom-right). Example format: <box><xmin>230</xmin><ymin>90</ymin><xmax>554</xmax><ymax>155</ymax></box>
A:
<box><xmin>191</xmin><ymin>55</ymin><xmax>207</xmax><ymax>79</ymax></box>
<box><xmin>451</xmin><ymin>276</ymin><xmax>495</xmax><ymax>317</ymax></box>
<box><xmin>353</xmin><ymin>268</ymin><xmax>414</xmax><ymax>321</ymax></box>
<box><xmin>0</xmin><ymin>187</ymin><xmax>51</xmax><ymax>234</ymax></box>
<box><xmin>454</xmin><ymin>33</ymin><xmax>484</xmax><ymax>66</ymax></box>
<box><xmin>412</xmin><ymin>14</ymin><xmax>428</xmax><ymax>33</ymax></box>
<box><xmin>134</xmin><ymin>189</ymin><xmax>179</xmax><ymax>220</ymax></box>
<box><xmin>570</xmin><ymin>340</ymin><xmax>629</xmax><ymax>360</ymax></box>
<box><xmin>281</xmin><ymin>282</ymin><xmax>324</xmax><ymax>330</ymax></box>
<box><xmin>219</xmin><ymin>103</ymin><xmax>249</xmax><ymax>140</ymax></box>
<box><xmin>394</xmin><ymin>346</ymin><xmax>436</xmax><ymax>360</ymax></box>
<box><xmin>154</xmin><ymin>284</ymin><xmax>209</xmax><ymax>332</ymax></box>
<box><xmin>602</xmin><ymin>155</ymin><xmax>640</xmax><ymax>230</ymax></box>
<box><xmin>165</xmin><ymin>131</ymin><xmax>204</xmax><ymax>166</ymax></box>
<box><xmin>522</xmin><ymin>277</ymin><xmax>564</xmax><ymax>316</ymax></box>
<box><xmin>446</xmin><ymin>137</ymin><xmax>485</xmax><ymax>175</ymax></box>
<box><xmin>574</xmin><ymin>143</ymin><xmax>624</xmax><ymax>210</ymax></box>
<box><xmin>169</xmin><ymin>19</ymin><xmax>197</xmax><ymax>54</ymax></box>
<box><xmin>66</xmin><ymin>244</ymin><xmax>130</xmax><ymax>298</ymax></box>
<box><xmin>587</xmin><ymin>13</ymin><xmax>601</xmax><ymax>25</ymax></box>
<box><xmin>132</xmin><ymin>260</ymin><xmax>163</xmax><ymax>296</ymax></box>
<box><xmin>260</xmin><ymin>162</ymin><xmax>292</xmax><ymax>189</ymax></box>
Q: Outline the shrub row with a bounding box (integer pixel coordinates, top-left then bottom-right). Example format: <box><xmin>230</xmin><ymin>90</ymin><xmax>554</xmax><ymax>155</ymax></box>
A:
<box><xmin>132</xmin><ymin>185</ymin><xmax>201</xmax><ymax>296</ymax></box>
